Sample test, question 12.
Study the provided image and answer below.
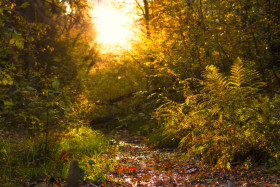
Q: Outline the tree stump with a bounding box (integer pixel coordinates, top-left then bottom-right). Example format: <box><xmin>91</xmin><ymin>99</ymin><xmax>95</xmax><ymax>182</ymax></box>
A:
<box><xmin>66</xmin><ymin>160</ymin><xmax>80</xmax><ymax>187</ymax></box>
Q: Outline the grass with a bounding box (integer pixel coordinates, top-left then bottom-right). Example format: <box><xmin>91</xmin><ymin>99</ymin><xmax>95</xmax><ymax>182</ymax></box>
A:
<box><xmin>0</xmin><ymin>125</ymin><xmax>116</xmax><ymax>185</ymax></box>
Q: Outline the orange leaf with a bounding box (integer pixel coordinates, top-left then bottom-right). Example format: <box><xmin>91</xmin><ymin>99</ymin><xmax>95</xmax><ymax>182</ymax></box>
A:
<box><xmin>128</xmin><ymin>167</ymin><xmax>137</xmax><ymax>171</ymax></box>
<box><xmin>168</xmin><ymin>170</ymin><xmax>172</xmax><ymax>177</ymax></box>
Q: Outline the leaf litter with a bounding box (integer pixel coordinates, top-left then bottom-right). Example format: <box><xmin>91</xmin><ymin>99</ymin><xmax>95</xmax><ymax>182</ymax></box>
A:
<box><xmin>97</xmin><ymin>130</ymin><xmax>279</xmax><ymax>186</ymax></box>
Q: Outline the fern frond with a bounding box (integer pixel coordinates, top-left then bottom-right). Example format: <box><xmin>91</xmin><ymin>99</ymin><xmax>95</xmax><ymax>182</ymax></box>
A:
<box><xmin>229</xmin><ymin>63</ymin><xmax>247</xmax><ymax>88</ymax></box>
<box><xmin>245</xmin><ymin>68</ymin><xmax>263</xmax><ymax>88</ymax></box>
<box><xmin>202</xmin><ymin>65</ymin><xmax>229</xmax><ymax>93</ymax></box>
<box><xmin>229</xmin><ymin>59</ymin><xmax>262</xmax><ymax>91</ymax></box>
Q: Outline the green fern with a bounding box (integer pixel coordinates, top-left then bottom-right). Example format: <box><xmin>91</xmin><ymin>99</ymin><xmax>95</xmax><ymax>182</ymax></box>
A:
<box><xmin>229</xmin><ymin>63</ymin><xmax>247</xmax><ymax>88</ymax></box>
<box><xmin>202</xmin><ymin>59</ymin><xmax>263</xmax><ymax>96</ymax></box>
<box><xmin>202</xmin><ymin>65</ymin><xmax>229</xmax><ymax>94</ymax></box>
<box><xmin>229</xmin><ymin>59</ymin><xmax>263</xmax><ymax>91</ymax></box>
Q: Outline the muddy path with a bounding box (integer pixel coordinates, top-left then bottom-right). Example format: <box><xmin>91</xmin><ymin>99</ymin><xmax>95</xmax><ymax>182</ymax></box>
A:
<box><xmin>102</xmin><ymin>130</ymin><xmax>279</xmax><ymax>186</ymax></box>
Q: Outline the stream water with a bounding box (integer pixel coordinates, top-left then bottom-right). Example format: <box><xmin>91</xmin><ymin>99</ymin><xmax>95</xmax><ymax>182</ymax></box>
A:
<box><xmin>100</xmin><ymin>130</ymin><xmax>280</xmax><ymax>187</ymax></box>
<box><xmin>105</xmin><ymin>130</ymin><xmax>208</xmax><ymax>186</ymax></box>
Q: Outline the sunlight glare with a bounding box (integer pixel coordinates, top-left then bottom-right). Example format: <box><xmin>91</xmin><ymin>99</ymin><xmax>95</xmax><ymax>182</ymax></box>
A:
<box><xmin>93</xmin><ymin>5</ymin><xmax>132</xmax><ymax>47</ymax></box>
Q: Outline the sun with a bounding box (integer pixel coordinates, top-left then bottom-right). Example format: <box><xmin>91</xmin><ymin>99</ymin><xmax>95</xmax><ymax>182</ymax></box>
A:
<box><xmin>92</xmin><ymin>3</ymin><xmax>133</xmax><ymax>49</ymax></box>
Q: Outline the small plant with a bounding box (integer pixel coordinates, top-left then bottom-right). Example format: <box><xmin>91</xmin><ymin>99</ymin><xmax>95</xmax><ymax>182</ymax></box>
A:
<box><xmin>78</xmin><ymin>155</ymin><xmax>116</xmax><ymax>183</ymax></box>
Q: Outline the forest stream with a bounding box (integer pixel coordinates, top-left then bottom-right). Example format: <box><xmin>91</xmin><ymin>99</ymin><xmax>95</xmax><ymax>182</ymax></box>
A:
<box><xmin>80</xmin><ymin>130</ymin><xmax>280</xmax><ymax>187</ymax></box>
<box><xmin>2</xmin><ymin>0</ymin><xmax>280</xmax><ymax>185</ymax></box>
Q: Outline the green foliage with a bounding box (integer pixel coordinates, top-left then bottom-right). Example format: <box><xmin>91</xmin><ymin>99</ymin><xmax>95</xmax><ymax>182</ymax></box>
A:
<box><xmin>0</xmin><ymin>125</ymin><xmax>114</xmax><ymax>185</ymax></box>
<box><xmin>126</xmin><ymin>0</ymin><xmax>280</xmax><ymax>136</ymax></box>
<box><xmin>118</xmin><ymin>112</ymin><xmax>153</xmax><ymax>135</ymax></box>
<box><xmin>79</xmin><ymin>154</ymin><xmax>116</xmax><ymax>183</ymax></box>
<box><xmin>59</xmin><ymin>125</ymin><xmax>116</xmax><ymax>183</ymax></box>
<box><xmin>0</xmin><ymin>0</ymin><xmax>279</xmax><ymax>184</ymax></box>
<box><xmin>60</xmin><ymin>126</ymin><xmax>111</xmax><ymax>158</ymax></box>
<box><xmin>0</xmin><ymin>0</ymin><xmax>105</xmax><ymax>184</ymax></box>
<box><xmin>0</xmin><ymin>134</ymin><xmax>62</xmax><ymax>185</ymax></box>
<box><xmin>155</xmin><ymin>61</ymin><xmax>280</xmax><ymax>169</ymax></box>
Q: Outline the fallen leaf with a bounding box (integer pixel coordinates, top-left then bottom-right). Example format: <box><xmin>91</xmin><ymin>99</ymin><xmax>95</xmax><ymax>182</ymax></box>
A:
<box><xmin>128</xmin><ymin>167</ymin><xmax>137</xmax><ymax>171</ymax></box>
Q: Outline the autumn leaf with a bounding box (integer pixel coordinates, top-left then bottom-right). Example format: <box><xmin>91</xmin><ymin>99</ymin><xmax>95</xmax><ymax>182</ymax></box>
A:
<box><xmin>119</xmin><ymin>168</ymin><xmax>124</xmax><ymax>173</ymax></box>
<box><xmin>130</xmin><ymin>147</ymin><xmax>135</xmax><ymax>151</ymax></box>
<box><xmin>168</xmin><ymin>170</ymin><xmax>172</xmax><ymax>177</ymax></box>
<box><xmin>128</xmin><ymin>167</ymin><xmax>137</xmax><ymax>171</ymax></box>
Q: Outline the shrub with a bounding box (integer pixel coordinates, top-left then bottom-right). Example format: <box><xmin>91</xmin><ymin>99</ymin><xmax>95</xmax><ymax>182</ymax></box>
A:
<box><xmin>155</xmin><ymin>59</ymin><xmax>280</xmax><ymax>169</ymax></box>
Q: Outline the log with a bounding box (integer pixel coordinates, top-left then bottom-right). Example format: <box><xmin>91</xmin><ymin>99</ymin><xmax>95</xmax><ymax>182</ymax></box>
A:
<box><xmin>66</xmin><ymin>160</ymin><xmax>80</xmax><ymax>187</ymax></box>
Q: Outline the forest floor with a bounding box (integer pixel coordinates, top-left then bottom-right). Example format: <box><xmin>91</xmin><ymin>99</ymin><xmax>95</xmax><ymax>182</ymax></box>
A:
<box><xmin>87</xmin><ymin>129</ymin><xmax>280</xmax><ymax>187</ymax></box>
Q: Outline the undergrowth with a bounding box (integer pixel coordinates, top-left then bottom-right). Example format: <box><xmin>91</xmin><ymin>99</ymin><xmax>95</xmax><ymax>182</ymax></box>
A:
<box><xmin>0</xmin><ymin>125</ymin><xmax>115</xmax><ymax>185</ymax></box>
<box><xmin>154</xmin><ymin>59</ymin><xmax>280</xmax><ymax>169</ymax></box>
<box><xmin>60</xmin><ymin>125</ymin><xmax>116</xmax><ymax>182</ymax></box>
